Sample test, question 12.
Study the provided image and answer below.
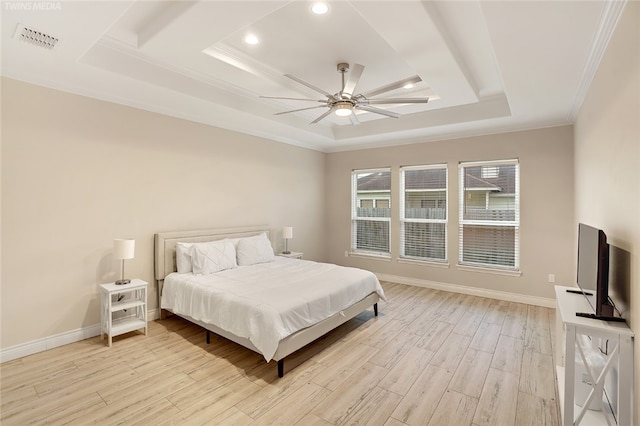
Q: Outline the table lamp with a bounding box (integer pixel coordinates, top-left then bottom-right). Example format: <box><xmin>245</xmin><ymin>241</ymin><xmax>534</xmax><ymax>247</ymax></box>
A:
<box><xmin>283</xmin><ymin>227</ymin><xmax>293</xmax><ymax>254</ymax></box>
<box><xmin>113</xmin><ymin>239</ymin><xmax>135</xmax><ymax>285</ymax></box>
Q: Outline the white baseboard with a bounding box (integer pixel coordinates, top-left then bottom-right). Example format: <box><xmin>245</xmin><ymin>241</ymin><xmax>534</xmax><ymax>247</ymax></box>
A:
<box><xmin>376</xmin><ymin>273</ymin><xmax>556</xmax><ymax>308</ymax></box>
<box><xmin>1</xmin><ymin>308</ymin><xmax>161</xmax><ymax>364</ymax></box>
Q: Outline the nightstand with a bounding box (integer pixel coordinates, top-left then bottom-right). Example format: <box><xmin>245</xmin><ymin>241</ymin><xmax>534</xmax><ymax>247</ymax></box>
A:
<box><xmin>100</xmin><ymin>279</ymin><xmax>147</xmax><ymax>347</ymax></box>
<box><xmin>279</xmin><ymin>251</ymin><xmax>303</xmax><ymax>259</ymax></box>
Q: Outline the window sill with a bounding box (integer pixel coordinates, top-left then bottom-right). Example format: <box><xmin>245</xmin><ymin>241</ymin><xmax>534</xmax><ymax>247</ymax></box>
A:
<box><xmin>348</xmin><ymin>251</ymin><xmax>392</xmax><ymax>262</ymax></box>
<box><xmin>397</xmin><ymin>258</ymin><xmax>450</xmax><ymax>269</ymax></box>
<box><xmin>456</xmin><ymin>264</ymin><xmax>522</xmax><ymax>277</ymax></box>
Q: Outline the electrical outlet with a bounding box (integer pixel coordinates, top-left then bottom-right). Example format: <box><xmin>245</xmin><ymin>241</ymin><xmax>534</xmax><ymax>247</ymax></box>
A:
<box><xmin>548</xmin><ymin>274</ymin><xmax>556</xmax><ymax>283</ymax></box>
<box><xmin>344</xmin><ymin>250</ymin><xmax>349</xmax><ymax>257</ymax></box>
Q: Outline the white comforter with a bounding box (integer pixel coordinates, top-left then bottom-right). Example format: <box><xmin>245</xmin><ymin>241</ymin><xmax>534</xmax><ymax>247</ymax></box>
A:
<box><xmin>161</xmin><ymin>257</ymin><xmax>385</xmax><ymax>361</ymax></box>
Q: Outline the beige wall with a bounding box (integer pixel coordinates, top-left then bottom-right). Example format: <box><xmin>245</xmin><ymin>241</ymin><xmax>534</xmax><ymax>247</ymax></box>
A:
<box><xmin>325</xmin><ymin>126</ymin><xmax>575</xmax><ymax>301</ymax></box>
<box><xmin>0</xmin><ymin>77</ymin><xmax>326</xmax><ymax>348</ymax></box>
<box><xmin>574</xmin><ymin>1</ymin><xmax>640</xmax><ymax>421</ymax></box>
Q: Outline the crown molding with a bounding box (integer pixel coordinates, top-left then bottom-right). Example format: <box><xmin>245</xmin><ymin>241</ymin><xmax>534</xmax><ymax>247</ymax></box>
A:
<box><xmin>568</xmin><ymin>0</ymin><xmax>627</xmax><ymax>120</ymax></box>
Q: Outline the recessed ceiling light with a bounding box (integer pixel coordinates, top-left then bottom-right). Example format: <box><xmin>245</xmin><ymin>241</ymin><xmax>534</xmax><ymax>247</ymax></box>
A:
<box><xmin>403</xmin><ymin>83</ymin><xmax>414</xmax><ymax>89</ymax></box>
<box><xmin>243</xmin><ymin>34</ymin><xmax>259</xmax><ymax>45</ymax></box>
<box><xmin>311</xmin><ymin>2</ymin><xmax>329</xmax><ymax>15</ymax></box>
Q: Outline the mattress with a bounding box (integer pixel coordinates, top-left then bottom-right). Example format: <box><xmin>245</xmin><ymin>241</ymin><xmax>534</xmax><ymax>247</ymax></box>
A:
<box><xmin>161</xmin><ymin>257</ymin><xmax>386</xmax><ymax>361</ymax></box>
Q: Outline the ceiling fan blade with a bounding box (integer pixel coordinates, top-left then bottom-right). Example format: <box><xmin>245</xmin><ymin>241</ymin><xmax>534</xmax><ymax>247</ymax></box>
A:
<box><xmin>349</xmin><ymin>112</ymin><xmax>360</xmax><ymax>126</ymax></box>
<box><xmin>274</xmin><ymin>105</ymin><xmax>328</xmax><ymax>116</ymax></box>
<box><xmin>342</xmin><ymin>63</ymin><xmax>364</xmax><ymax>97</ymax></box>
<box><xmin>366</xmin><ymin>97</ymin><xmax>429</xmax><ymax>105</ymax></box>
<box><xmin>357</xmin><ymin>105</ymin><xmax>400</xmax><ymax>119</ymax></box>
<box><xmin>310</xmin><ymin>108</ymin><xmax>334</xmax><ymax>124</ymax></box>
<box><xmin>360</xmin><ymin>75</ymin><xmax>422</xmax><ymax>98</ymax></box>
<box><xmin>260</xmin><ymin>96</ymin><xmax>326</xmax><ymax>102</ymax></box>
<box><xmin>285</xmin><ymin>74</ymin><xmax>333</xmax><ymax>99</ymax></box>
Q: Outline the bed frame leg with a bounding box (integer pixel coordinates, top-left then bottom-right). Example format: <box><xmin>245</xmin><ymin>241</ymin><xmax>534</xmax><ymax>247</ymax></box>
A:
<box><xmin>206</xmin><ymin>330</ymin><xmax>210</xmax><ymax>344</ymax></box>
<box><xmin>277</xmin><ymin>359</ymin><xmax>284</xmax><ymax>378</ymax></box>
<box><xmin>374</xmin><ymin>303</ymin><xmax>378</xmax><ymax>317</ymax></box>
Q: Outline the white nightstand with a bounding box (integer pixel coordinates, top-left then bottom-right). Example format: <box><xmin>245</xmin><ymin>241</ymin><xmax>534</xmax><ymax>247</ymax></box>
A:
<box><xmin>279</xmin><ymin>252</ymin><xmax>303</xmax><ymax>259</ymax></box>
<box><xmin>100</xmin><ymin>279</ymin><xmax>147</xmax><ymax>347</ymax></box>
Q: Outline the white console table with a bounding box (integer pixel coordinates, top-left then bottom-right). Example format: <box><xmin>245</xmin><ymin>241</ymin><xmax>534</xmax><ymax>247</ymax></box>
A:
<box><xmin>555</xmin><ymin>286</ymin><xmax>634</xmax><ymax>426</ymax></box>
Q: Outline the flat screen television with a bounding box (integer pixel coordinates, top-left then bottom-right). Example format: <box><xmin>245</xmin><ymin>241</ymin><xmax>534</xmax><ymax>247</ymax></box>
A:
<box><xmin>576</xmin><ymin>223</ymin><xmax>618</xmax><ymax>319</ymax></box>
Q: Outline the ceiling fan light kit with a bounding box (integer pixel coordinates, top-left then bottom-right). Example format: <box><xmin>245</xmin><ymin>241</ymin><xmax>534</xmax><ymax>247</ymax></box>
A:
<box><xmin>334</xmin><ymin>102</ymin><xmax>353</xmax><ymax>116</ymax></box>
<box><xmin>262</xmin><ymin>62</ymin><xmax>429</xmax><ymax>125</ymax></box>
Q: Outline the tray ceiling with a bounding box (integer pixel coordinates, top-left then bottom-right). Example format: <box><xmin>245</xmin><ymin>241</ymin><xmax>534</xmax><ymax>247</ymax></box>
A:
<box><xmin>1</xmin><ymin>1</ymin><xmax>624</xmax><ymax>152</ymax></box>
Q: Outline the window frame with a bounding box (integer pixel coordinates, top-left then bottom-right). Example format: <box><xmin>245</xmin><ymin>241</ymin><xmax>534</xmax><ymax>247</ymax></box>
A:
<box><xmin>458</xmin><ymin>159</ymin><xmax>520</xmax><ymax>271</ymax></box>
<box><xmin>399</xmin><ymin>164</ymin><xmax>448</xmax><ymax>263</ymax></box>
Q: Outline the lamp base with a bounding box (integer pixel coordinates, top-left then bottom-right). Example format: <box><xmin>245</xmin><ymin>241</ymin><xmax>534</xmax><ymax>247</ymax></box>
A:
<box><xmin>282</xmin><ymin>251</ymin><xmax>291</xmax><ymax>254</ymax></box>
<box><xmin>115</xmin><ymin>279</ymin><xmax>131</xmax><ymax>285</ymax></box>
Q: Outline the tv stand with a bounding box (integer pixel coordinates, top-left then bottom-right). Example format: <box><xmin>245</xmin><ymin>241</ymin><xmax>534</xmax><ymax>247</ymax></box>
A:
<box><xmin>575</xmin><ymin>312</ymin><xmax>627</xmax><ymax>322</ymax></box>
<box><xmin>555</xmin><ymin>286</ymin><xmax>634</xmax><ymax>425</ymax></box>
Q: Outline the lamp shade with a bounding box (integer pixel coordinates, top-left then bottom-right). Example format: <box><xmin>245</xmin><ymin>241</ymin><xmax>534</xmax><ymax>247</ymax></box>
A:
<box><xmin>283</xmin><ymin>227</ymin><xmax>293</xmax><ymax>239</ymax></box>
<box><xmin>113</xmin><ymin>239</ymin><xmax>135</xmax><ymax>260</ymax></box>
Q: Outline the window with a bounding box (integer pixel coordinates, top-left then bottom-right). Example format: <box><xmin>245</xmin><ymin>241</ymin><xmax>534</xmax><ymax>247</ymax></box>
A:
<box><xmin>458</xmin><ymin>159</ymin><xmax>519</xmax><ymax>270</ymax></box>
<box><xmin>351</xmin><ymin>168</ymin><xmax>391</xmax><ymax>256</ymax></box>
<box><xmin>400</xmin><ymin>164</ymin><xmax>447</xmax><ymax>261</ymax></box>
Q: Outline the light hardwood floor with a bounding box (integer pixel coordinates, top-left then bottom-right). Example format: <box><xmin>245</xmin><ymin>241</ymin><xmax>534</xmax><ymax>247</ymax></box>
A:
<box><xmin>1</xmin><ymin>282</ymin><xmax>560</xmax><ymax>425</ymax></box>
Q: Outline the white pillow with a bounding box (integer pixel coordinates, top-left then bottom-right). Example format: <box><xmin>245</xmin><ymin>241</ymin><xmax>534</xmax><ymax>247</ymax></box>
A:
<box><xmin>228</xmin><ymin>237</ymin><xmax>242</xmax><ymax>249</ymax></box>
<box><xmin>190</xmin><ymin>239</ymin><xmax>237</xmax><ymax>275</ymax></box>
<box><xmin>236</xmin><ymin>233</ymin><xmax>275</xmax><ymax>266</ymax></box>
<box><xmin>176</xmin><ymin>242</ymin><xmax>193</xmax><ymax>273</ymax></box>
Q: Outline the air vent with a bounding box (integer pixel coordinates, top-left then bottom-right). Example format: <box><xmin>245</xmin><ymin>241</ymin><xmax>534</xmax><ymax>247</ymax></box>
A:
<box><xmin>14</xmin><ymin>24</ymin><xmax>59</xmax><ymax>49</ymax></box>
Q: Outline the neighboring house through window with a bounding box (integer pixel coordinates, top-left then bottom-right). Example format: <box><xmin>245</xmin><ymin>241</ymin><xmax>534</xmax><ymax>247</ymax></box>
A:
<box><xmin>400</xmin><ymin>164</ymin><xmax>447</xmax><ymax>262</ymax></box>
<box><xmin>351</xmin><ymin>169</ymin><xmax>391</xmax><ymax>256</ymax></box>
<box><xmin>458</xmin><ymin>159</ymin><xmax>520</xmax><ymax>270</ymax></box>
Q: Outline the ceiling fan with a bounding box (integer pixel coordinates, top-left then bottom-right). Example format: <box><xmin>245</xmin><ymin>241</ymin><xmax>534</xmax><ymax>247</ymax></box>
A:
<box><xmin>261</xmin><ymin>63</ymin><xmax>429</xmax><ymax>125</ymax></box>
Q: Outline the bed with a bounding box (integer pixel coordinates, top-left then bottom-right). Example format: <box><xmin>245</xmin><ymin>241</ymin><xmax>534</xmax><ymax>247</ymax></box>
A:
<box><xmin>154</xmin><ymin>226</ymin><xmax>385</xmax><ymax>377</ymax></box>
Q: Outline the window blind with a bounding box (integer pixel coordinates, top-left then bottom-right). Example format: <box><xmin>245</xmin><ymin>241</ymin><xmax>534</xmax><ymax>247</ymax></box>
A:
<box><xmin>351</xmin><ymin>168</ymin><xmax>391</xmax><ymax>255</ymax></box>
<box><xmin>458</xmin><ymin>159</ymin><xmax>520</xmax><ymax>270</ymax></box>
<box><xmin>400</xmin><ymin>164</ymin><xmax>447</xmax><ymax>261</ymax></box>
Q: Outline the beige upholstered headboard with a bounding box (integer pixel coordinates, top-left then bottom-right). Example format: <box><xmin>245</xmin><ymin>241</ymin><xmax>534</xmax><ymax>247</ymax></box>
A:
<box><xmin>154</xmin><ymin>225</ymin><xmax>272</xmax><ymax>296</ymax></box>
